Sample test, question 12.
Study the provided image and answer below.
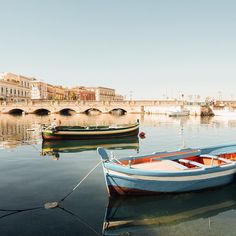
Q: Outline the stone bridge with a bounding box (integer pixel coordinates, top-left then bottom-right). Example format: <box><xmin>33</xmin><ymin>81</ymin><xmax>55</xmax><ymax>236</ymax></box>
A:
<box><xmin>0</xmin><ymin>100</ymin><xmax>191</xmax><ymax>115</ymax></box>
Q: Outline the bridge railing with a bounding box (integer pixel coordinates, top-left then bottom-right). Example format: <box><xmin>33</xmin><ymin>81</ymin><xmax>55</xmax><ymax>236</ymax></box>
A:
<box><xmin>0</xmin><ymin>99</ymin><xmax>185</xmax><ymax>107</ymax></box>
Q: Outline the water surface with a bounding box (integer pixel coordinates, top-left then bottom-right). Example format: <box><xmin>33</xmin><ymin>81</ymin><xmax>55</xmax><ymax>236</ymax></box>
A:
<box><xmin>0</xmin><ymin>114</ymin><xmax>236</xmax><ymax>236</ymax></box>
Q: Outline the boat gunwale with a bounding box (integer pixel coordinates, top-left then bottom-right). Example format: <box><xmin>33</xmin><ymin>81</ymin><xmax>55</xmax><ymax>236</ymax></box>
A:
<box><xmin>103</xmin><ymin>158</ymin><xmax>236</xmax><ymax>177</ymax></box>
<box><xmin>118</xmin><ymin>148</ymin><xmax>201</xmax><ymax>163</ymax></box>
<box><xmin>45</xmin><ymin>123</ymin><xmax>139</xmax><ymax>133</ymax></box>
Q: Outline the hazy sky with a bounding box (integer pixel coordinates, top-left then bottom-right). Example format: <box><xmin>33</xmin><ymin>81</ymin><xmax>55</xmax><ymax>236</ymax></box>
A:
<box><xmin>0</xmin><ymin>0</ymin><xmax>236</xmax><ymax>99</ymax></box>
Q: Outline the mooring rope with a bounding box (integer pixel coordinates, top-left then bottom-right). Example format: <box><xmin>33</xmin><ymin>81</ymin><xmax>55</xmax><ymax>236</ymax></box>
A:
<box><xmin>0</xmin><ymin>160</ymin><xmax>102</xmax><ymax>212</ymax></box>
<box><xmin>59</xmin><ymin>206</ymin><xmax>102</xmax><ymax>236</ymax></box>
<box><xmin>60</xmin><ymin>160</ymin><xmax>102</xmax><ymax>202</ymax></box>
<box><xmin>0</xmin><ymin>206</ymin><xmax>43</xmax><ymax>212</ymax></box>
<box><xmin>0</xmin><ymin>207</ymin><xmax>43</xmax><ymax>219</ymax></box>
<box><xmin>0</xmin><ymin>206</ymin><xmax>102</xmax><ymax>235</ymax></box>
<box><xmin>0</xmin><ymin>156</ymin><xmax>103</xmax><ymax>236</ymax></box>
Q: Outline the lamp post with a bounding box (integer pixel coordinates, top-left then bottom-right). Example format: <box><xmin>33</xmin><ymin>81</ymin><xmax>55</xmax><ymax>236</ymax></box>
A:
<box><xmin>129</xmin><ymin>91</ymin><xmax>133</xmax><ymax>101</ymax></box>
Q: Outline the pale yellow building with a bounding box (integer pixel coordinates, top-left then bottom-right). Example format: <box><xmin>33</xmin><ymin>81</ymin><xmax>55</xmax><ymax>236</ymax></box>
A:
<box><xmin>47</xmin><ymin>84</ymin><xmax>65</xmax><ymax>100</ymax></box>
<box><xmin>0</xmin><ymin>72</ymin><xmax>123</xmax><ymax>102</ymax></box>
<box><xmin>86</xmin><ymin>86</ymin><xmax>123</xmax><ymax>101</ymax></box>
<box><xmin>0</xmin><ymin>72</ymin><xmax>34</xmax><ymax>102</ymax></box>
<box><xmin>114</xmin><ymin>94</ymin><xmax>124</xmax><ymax>101</ymax></box>
<box><xmin>66</xmin><ymin>86</ymin><xmax>95</xmax><ymax>101</ymax></box>
<box><xmin>31</xmin><ymin>80</ymin><xmax>48</xmax><ymax>100</ymax></box>
<box><xmin>31</xmin><ymin>80</ymin><xmax>66</xmax><ymax>100</ymax></box>
<box><xmin>54</xmin><ymin>85</ymin><xmax>65</xmax><ymax>100</ymax></box>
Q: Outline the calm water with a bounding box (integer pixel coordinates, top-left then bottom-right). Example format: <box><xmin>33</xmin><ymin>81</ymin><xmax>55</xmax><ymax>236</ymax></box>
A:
<box><xmin>1</xmin><ymin>114</ymin><xmax>236</xmax><ymax>236</ymax></box>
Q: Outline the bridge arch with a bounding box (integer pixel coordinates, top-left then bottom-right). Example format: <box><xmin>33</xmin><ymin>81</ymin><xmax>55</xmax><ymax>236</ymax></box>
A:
<box><xmin>8</xmin><ymin>109</ymin><xmax>25</xmax><ymax>115</ymax></box>
<box><xmin>109</xmin><ymin>108</ymin><xmax>127</xmax><ymax>116</ymax></box>
<box><xmin>83</xmin><ymin>108</ymin><xmax>102</xmax><ymax>115</ymax></box>
<box><xmin>33</xmin><ymin>108</ymin><xmax>50</xmax><ymax>116</ymax></box>
<box><xmin>59</xmin><ymin>108</ymin><xmax>76</xmax><ymax>116</ymax></box>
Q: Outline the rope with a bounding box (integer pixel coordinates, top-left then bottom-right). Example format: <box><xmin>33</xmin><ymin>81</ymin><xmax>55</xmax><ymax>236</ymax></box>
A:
<box><xmin>0</xmin><ymin>206</ymin><xmax>43</xmax><ymax>212</ymax></box>
<box><xmin>60</xmin><ymin>160</ymin><xmax>102</xmax><ymax>202</ymax></box>
<box><xmin>0</xmin><ymin>206</ymin><xmax>43</xmax><ymax>219</ymax></box>
<box><xmin>0</xmin><ymin>160</ymin><xmax>102</xmax><ymax>213</ymax></box>
<box><xmin>59</xmin><ymin>207</ymin><xmax>102</xmax><ymax>236</ymax></box>
<box><xmin>0</xmin><ymin>159</ymin><xmax>102</xmax><ymax>236</ymax></box>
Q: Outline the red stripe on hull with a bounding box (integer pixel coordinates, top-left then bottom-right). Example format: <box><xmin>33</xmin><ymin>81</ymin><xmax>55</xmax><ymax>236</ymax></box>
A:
<box><xmin>108</xmin><ymin>185</ymin><xmax>159</xmax><ymax>196</ymax></box>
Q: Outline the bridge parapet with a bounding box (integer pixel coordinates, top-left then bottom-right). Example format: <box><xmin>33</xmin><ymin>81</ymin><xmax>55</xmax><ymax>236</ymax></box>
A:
<box><xmin>0</xmin><ymin>100</ymin><xmax>188</xmax><ymax>114</ymax></box>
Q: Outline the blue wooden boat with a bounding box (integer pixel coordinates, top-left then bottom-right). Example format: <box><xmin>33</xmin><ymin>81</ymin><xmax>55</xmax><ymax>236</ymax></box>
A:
<box><xmin>97</xmin><ymin>144</ymin><xmax>236</xmax><ymax>196</ymax></box>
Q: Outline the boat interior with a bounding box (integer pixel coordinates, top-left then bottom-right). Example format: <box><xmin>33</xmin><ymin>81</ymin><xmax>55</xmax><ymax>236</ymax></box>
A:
<box><xmin>53</xmin><ymin>122</ymin><xmax>138</xmax><ymax>131</ymax></box>
<box><xmin>118</xmin><ymin>151</ymin><xmax>236</xmax><ymax>171</ymax></box>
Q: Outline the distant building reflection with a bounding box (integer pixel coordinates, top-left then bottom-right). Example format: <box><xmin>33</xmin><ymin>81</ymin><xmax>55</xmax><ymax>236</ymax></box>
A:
<box><xmin>1</xmin><ymin>113</ymin><xmax>236</xmax><ymax>150</ymax></box>
<box><xmin>0</xmin><ymin>115</ymin><xmax>43</xmax><ymax>149</ymax></box>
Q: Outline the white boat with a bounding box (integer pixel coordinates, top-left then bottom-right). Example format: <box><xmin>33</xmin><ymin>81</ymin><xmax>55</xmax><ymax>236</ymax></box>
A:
<box><xmin>213</xmin><ymin>108</ymin><xmax>236</xmax><ymax>117</ymax></box>
<box><xmin>168</xmin><ymin>108</ymin><xmax>190</xmax><ymax>117</ymax></box>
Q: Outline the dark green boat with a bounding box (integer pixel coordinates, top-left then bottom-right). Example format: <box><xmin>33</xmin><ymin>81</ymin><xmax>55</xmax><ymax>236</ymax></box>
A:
<box><xmin>42</xmin><ymin>121</ymin><xmax>139</xmax><ymax>140</ymax></box>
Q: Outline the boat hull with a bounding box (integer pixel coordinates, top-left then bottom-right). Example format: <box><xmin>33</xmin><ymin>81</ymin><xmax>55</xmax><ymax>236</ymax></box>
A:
<box><xmin>168</xmin><ymin>111</ymin><xmax>190</xmax><ymax>117</ymax></box>
<box><xmin>103</xmin><ymin>166</ymin><xmax>236</xmax><ymax>196</ymax></box>
<box><xmin>212</xmin><ymin>109</ymin><xmax>236</xmax><ymax>117</ymax></box>
<box><xmin>42</xmin><ymin>124</ymin><xmax>139</xmax><ymax>140</ymax></box>
<box><xmin>98</xmin><ymin>144</ymin><xmax>236</xmax><ymax>196</ymax></box>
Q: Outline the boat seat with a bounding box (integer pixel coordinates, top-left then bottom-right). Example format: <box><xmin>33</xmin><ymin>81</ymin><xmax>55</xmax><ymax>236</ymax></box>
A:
<box><xmin>165</xmin><ymin>160</ymin><xmax>189</xmax><ymax>170</ymax></box>
<box><xmin>200</xmin><ymin>155</ymin><xmax>233</xmax><ymax>164</ymax></box>
<box><xmin>179</xmin><ymin>159</ymin><xmax>205</xmax><ymax>168</ymax></box>
<box><xmin>131</xmin><ymin>160</ymin><xmax>188</xmax><ymax>171</ymax></box>
<box><xmin>151</xmin><ymin>149</ymin><xmax>201</xmax><ymax>161</ymax></box>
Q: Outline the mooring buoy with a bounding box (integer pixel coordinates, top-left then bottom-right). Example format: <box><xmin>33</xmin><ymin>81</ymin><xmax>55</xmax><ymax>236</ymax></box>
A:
<box><xmin>139</xmin><ymin>131</ymin><xmax>146</xmax><ymax>139</ymax></box>
<box><xmin>44</xmin><ymin>202</ymin><xmax>59</xmax><ymax>209</ymax></box>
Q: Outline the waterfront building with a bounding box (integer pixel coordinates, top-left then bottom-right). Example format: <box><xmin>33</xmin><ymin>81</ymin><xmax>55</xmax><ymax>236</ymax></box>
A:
<box><xmin>31</xmin><ymin>81</ymin><xmax>66</xmax><ymax>100</ymax></box>
<box><xmin>0</xmin><ymin>72</ymin><xmax>122</xmax><ymax>102</ymax></box>
<box><xmin>65</xmin><ymin>87</ymin><xmax>95</xmax><ymax>101</ymax></box>
<box><xmin>0</xmin><ymin>72</ymin><xmax>34</xmax><ymax>102</ymax></box>
<box><xmin>86</xmin><ymin>87</ymin><xmax>123</xmax><ymax>101</ymax></box>
<box><xmin>74</xmin><ymin>86</ymin><xmax>95</xmax><ymax>101</ymax></box>
<box><xmin>31</xmin><ymin>80</ymin><xmax>48</xmax><ymax>100</ymax></box>
<box><xmin>64</xmin><ymin>88</ymin><xmax>78</xmax><ymax>100</ymax></box>
<box><xmin>114</xmin><ymin>94</ymin><xmax>124</xmax><ymax>101</ymax></box>
<box><xmin>47</xmin><ymin>84</ymin><xmax>65</xmax><ymax>100</ymax></box>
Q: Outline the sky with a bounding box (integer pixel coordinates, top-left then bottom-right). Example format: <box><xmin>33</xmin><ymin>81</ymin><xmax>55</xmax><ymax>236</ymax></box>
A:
<box><xmin>0</xmin><ymin>0</ymin><xmax>236</xmax><ymax>100</ymax></box>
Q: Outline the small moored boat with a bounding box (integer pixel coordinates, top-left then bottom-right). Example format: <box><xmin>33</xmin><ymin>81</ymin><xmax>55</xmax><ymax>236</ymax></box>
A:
<box><xmin>97</xmin><ymin>144</ymin><xmax>236</xmax><ymax>196</ymax></box>
<box><xmin>42</xmin><ymin>121</ymin><xmax>139</xmax><ymax>140</ymax></box>
<box><xmin>168</xmin><ymin>108</ymin><xmax>190</xmax><ymax>117</ymax></box>
<box><xmin>212</xmin><ymin>108</ymin><xmax>236</xmax><ymax>117</ymax></box>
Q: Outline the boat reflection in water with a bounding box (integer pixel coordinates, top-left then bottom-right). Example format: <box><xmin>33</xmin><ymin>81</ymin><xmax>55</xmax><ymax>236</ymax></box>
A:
<box><xmin>41</xmin><ymin>136</ymin><xmax>139</xmax><ymax>159</ymax></box>
<box><xmin>103</xmin><ymin>184</ymin><xmax>236</xmax><ymax>235</ymax></box>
